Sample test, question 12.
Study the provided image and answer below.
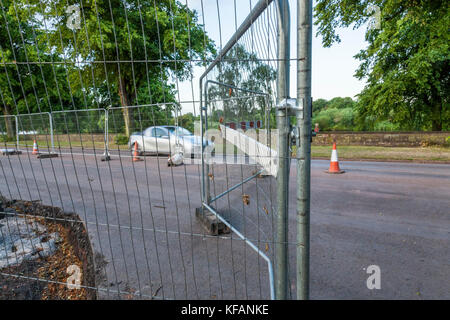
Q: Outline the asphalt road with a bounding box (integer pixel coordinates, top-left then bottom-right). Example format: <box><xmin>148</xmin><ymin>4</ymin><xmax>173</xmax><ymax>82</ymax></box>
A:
<box><xmin>0</xmin><ymin>151</ymin><xmax>449</xmax><ymax>300</ymax></box>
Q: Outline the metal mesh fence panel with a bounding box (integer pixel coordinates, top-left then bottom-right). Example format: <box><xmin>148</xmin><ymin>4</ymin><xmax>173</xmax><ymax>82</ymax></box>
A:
<box><xmin>0</xmin><ymin>0</ymin><xmax>294</xmax><ymax>300</ymax></box>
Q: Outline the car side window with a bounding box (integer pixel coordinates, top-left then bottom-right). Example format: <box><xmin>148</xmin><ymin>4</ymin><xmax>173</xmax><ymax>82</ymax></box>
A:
<box><xmin>144</xmin><ymin>128</ymin><xmax>153</xmax><ymax>137</ymax></box>
<box><xmin>153</xmin><ymin>128</ymin><xmax>167</xmax><ymax>138</ymax></box>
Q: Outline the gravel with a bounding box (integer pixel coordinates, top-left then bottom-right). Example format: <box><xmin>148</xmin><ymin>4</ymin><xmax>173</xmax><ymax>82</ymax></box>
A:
<box><xmin>0</xmin><ymin>215</ymin><xmax>61</xmax><ymax>269</ymax></box>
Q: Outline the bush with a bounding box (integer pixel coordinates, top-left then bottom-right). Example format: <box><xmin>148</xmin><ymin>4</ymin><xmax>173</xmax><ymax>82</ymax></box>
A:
<box><xmin>312</xmin><ymin>107</ymin><xmax>355</xmax><ymax>131</ymax></box>
<box><xmin>373</xmin><ymin>120</ymin><xmax>399</xmax><ymax>131</ymax></box>
<box><xmin>114</xmin><ymin>134</ymin><xmax>129</xmax><ymax>145</ymax></box>
<box><xmin>0</xmin><ymin>135</ymin><xmax>15</xmax><ymax>143</ymax></box>
<box><xmin>445</xmin><ymin>136</ymin><xmax>450</xmax><ymax>147</ymax></box>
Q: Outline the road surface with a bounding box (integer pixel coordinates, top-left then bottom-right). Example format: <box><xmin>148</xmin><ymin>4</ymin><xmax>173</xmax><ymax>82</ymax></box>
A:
<box><xmin>0</xmin><ymin>151</ymin><xmax>449</xmax><ymax>299</ymax></box>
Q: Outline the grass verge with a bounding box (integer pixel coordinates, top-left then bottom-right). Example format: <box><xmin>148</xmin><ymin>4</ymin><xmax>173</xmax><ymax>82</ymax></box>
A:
<box><xmin>5</xmin><ymin>138</ymin><xmax>450</xmax><ymax>163</ymax></box>
<box><xmin>310</xmin><ymin>145</ymin><xmax>450</xmax><ymax>163</ymax></box>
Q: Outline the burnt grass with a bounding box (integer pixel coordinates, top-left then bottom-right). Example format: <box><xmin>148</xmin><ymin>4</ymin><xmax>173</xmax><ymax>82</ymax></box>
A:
<box><xmin>0</xmin><ymin>197</ymin><xmax>97</xmax><ymax>300</ymax></box>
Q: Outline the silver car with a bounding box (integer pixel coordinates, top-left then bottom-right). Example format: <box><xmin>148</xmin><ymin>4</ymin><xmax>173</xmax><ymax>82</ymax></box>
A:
<box><xmin>128</xmin><ymin>125</ymin><xmax>214</xmax><ymax>158</ymax></box>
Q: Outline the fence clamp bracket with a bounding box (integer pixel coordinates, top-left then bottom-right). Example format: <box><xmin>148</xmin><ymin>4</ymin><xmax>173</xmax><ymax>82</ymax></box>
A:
<box><xmin>275</xmin><ymin>98</ymin><xmax>303</xmax><ymax>118</ymax></box>
<box><xmin>290</xmin><ymin>126</ymin><xmax>300</xmax><ymax>146</ymax></box>
<box><xmin>276</xmin><ymin>98</ymin><xmax>304</xmax><ymax>147</ymax></box>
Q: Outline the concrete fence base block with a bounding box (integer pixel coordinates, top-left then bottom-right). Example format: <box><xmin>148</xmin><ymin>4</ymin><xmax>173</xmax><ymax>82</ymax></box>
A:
<box><xmin>37</xmin><ymin>153</ymin><xmax>59</xmax><ymax>159</ymax></box>
<box><xmin>1</xmin><ymin>149</ymin><xmax>22</xmax><ymax>156</ymax></box>
<box><xmin>195</xmin><ymin>207</ymin><xmax>231</xmax><ymax>236</ymax></box>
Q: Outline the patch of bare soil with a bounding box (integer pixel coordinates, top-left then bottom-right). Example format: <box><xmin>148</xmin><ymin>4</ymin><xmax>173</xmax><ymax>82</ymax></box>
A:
<box><xmin>0</xmin><ymin>198</ymin><xmax>96</xmax><ymax>300</ymax></box>
<box><xmin>0</xmin><ymin>260</ymin><xmax>47</xmax><ymax>300</ymax></box>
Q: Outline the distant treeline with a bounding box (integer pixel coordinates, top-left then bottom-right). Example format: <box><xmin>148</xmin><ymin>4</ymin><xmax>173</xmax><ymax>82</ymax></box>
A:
<box><xmin>313</xmin><ymin>97</ymin><xmax>449</xmax><ymax>132</ymax></box>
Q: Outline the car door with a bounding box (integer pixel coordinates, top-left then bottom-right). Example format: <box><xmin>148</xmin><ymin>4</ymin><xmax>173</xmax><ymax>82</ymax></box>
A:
<box><xmin>141</xmin><ymin>128</ymin><xmax>154</xmax><ymax>153</ymax></box>
<box><xmin>149</xmin><ymin>127</ymin><xmax>170</xmax><ymax>154</ymax></box>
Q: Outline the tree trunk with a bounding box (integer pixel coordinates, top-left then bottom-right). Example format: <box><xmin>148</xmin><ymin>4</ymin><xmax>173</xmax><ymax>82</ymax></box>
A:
<box><xmin>118</xmin><ymin>77</ymin><xmax>133</xmax><ymax>137</ymax></box>
<box><xmin>431</xmin><ymin>96</ymin><xmax>442</xmax><ymax>131</ymax></box>
<box><xmin>2</xmin><ymin>105</ymin><xmax>16</xmax><ymax>140</ymax></box>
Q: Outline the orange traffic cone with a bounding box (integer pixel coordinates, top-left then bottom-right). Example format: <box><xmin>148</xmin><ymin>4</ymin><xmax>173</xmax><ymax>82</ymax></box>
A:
<box><xmin>325</xmin><ymin>142</ymin><xmax>345</xmax><ymax>174</ymax></box>
<box><xmin>32</xmin><ymin>140</ymin><xmax>39</xmax><ymax>155</ymax></box>
<box><xmin>132</xmin><ymin>143</ymin><xmax>142</xmax><ymax>162</ymax></box>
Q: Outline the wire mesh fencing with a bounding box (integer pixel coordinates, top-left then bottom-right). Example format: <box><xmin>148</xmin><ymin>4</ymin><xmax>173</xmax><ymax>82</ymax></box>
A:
<box><xmin>0</xmin><ymin>0</ymin><xmax>297</xmax><ymax>300</ymax></box>
<box><xmin>15</xmin><ymin>113</ymin><xmax>55</xmax><ymax>154</ymax></box>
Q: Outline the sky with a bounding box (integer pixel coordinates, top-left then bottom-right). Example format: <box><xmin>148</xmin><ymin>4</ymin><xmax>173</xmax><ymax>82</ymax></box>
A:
<box><xmin>177</xmin><ymin>0</ymin><xmax>369</xmax><ymax>114</ymax></box>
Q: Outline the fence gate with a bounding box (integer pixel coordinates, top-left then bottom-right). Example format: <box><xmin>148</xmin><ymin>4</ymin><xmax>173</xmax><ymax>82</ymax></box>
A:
<box><xmin>0</xmin><ymin>0</ymin><xmax>307</xmax><ymax>300</ymax></box>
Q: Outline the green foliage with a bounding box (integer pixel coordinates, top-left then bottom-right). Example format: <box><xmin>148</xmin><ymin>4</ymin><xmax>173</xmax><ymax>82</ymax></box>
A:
<box><xmin>30</xmin><ymin>0</ymin><xmax>216</xmax><ymax>106</ymax></box>
<box><xmin>3</xmin><ymin>0</ymin><xmax>215</xmax><ymax>136</ymax></box>
<box><xmin>0</xmin><ymin>134</ymin><xmax>15</xmax><ymax>143</ymax></box>
<box><xmin>313</xmin><ymin>99</ymin><xmax>328</xmax><ymax>113</ymax></box>
<box><xmin>52</xmin><ymin>110</ymin><xmax>105</xmax><ymax>134</ymax></box>
<box><xmin>107</xmin><ymin>103</ymin><xmax>176</xmax><ymax>135</ymax></box>
<box><xmin>312</xmin><ymin>97</ymin><xmax>356</xmax><ymax>131</ymax></box>
<box><xmin>207</xmin><ymin>44</ymin><xmax>276</xmax><ymax>125</ymax></box>
<box><xmin>373</xmin><ymin>120</ymin><xmax>400</xmax><ymax>132</ymax></box>
<box><xmin>178</xmin><ymin>112</ymin><xmax>198</xmax><ymax>133</ymax></box>
<box><xmin>114</xmin><ymin>134</ymin><xmax>129</xmax><ymax>146</ymax></box>
<box><xmin>314</xmin><ymin>0</ymin><xmax>449</xmax><ymax>131</ymax></box>
<box><xmin>0</xmin><ymin>0</ymin><xmax>76</xmax><ymax>117</ymax></box>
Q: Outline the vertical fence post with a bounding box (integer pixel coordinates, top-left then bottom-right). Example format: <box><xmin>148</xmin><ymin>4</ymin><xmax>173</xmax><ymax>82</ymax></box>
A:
<box><xmin>104</xmin><ymin>108</ymin><xmax>110</xmax><ymax>158</ymax></box>
<box><xmin>275</xmin><ymin>0</ymin><xmax>291</xmax><ymax>300</ymax></box>
<box><xmin>200</xmin><ymin>79</ymin><xmax>209</xmax><ymax>204</ymax></box>
<box><xmin>48</xmin><ymin>112</ymin><xmax>55</xmax><ymax>153</ymax></box>
<box><xmin>296</xmin><ymin>0</ymin><xmax>313</xmax><ymax>300</ymax></box>
<box><xmin>14</xmin><ymin>116</ymin><xmax>19</xmax><ymax>151</ymax></box>
<box><xmin>203</xmin><ymin>82</ymin><xmax>211</xmax><ymax>205</ymax></box>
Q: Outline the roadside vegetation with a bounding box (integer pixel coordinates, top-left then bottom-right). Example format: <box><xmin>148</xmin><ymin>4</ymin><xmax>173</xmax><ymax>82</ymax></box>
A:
<box><xmin>315</xmin><ymin>0</ymin><xmax>449</xmax><ymax>132</ymax></box>
<box><xmin>0</xmin><ymin>0</ymin><xmax>448</xmax><ymax>161</ymax></box>
<box><xmin>312</xmin><ymin>97</ymin><xmax>356</xmax><ymax>131</ymax></box>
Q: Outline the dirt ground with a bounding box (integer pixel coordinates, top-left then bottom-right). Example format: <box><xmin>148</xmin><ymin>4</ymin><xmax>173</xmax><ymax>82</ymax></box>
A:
<box><xmin>0</xmin><ymin>199</ymin><xmax>96</xmax><ymax>300</ymax></box>
<box><xmin>0</xmin><ymin>260</ymin><xmax>47</xmax><ymax>300</ymax></box>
